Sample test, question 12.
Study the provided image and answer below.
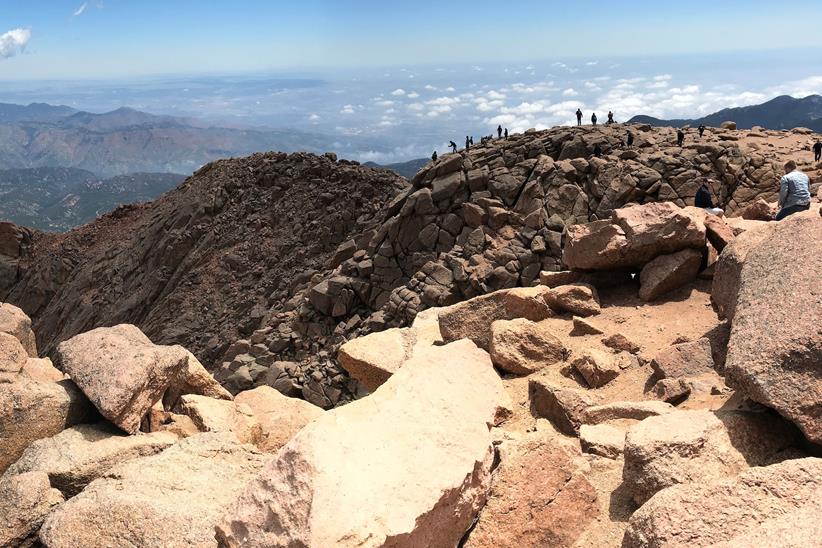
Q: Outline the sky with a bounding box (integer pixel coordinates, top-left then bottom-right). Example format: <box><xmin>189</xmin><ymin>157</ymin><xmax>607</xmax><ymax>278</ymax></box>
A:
<box><xmin>2</xmin><ymin>1</ymin><xmax>822</xmax><ymax>163</ymax></box>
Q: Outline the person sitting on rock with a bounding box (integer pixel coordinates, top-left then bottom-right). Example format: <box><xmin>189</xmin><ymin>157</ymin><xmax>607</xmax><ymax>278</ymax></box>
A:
<box><xmin>813</xmin><ymin>140</ymin><xmax>821</xmax><ymax>162</ymax></box>
<box><xmin>627</xmin><ymin>131</ymin><xmax>634</xmax><ymax>147</ymax></box>
<box><xmin>607</xmin><ymin>111</ymin><xmax>614</xmax><ymax>124</ymax></box>
<box><xmin>497</xmin><ymin>125</ymin><xmax>503</xmax><ymax>139</ymax></box>
<box><xmin>677</xmin><ymin>129</ymin><xmax>685</xmax><ymax>147</ymax></box>
<box><xmin>431</xmin><ymin>150</ymin><xmax>437</xmax><ymax>162</ymax></box>
<box><xmin>449</xmin><ymin>140</ymin><xmax>458</xmax><ymax>153</ymax></box>
<box><xmin>504</xmin><ymin>128</ymin><xmax>509</xmax><ymax>138</ymax></box>
<box><xmin>694</xmin><ymin>183</ymin><xmax>724</xmax><ymax>216</ymax></box>
<box><xmin>591</xmin><ymin>113</ymin><xmax>597</xmax><ymax>126</ymax></box>
<box><xmin>698</xmin><ymin>124</ymin><xmax>706</xmax><ymax>138</ymax></box>
<box><xmin>776</xmin><ymin>160</ymin><xmax>811</xmax><ymax>220</ymax></box>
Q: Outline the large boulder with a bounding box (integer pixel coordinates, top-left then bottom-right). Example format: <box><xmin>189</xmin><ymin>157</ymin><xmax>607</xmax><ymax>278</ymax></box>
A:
<box><xmin>0</xmin><ymin>379</ymin><xmax>92</xmax><ymax>473</ymax></box>
<box><xmin>216</xmin><ymin>339</ymin><xmax>504</xmax><ymax>547</ymax></box>
<box><xmin>545</xmin><ymin>283</ymin><xmax>601</xmax><ymax>316</ymax></box>
<box><xmin>563</xmin><ymin>202</ymin><xmax>706</xmax><ymax>271</ymax></box>
<box><xmin>638</xmin><ymin>248</ymin><xmax>702</xmax><ymax>301</ymax></box>
<box><xmin>234</xmin><ymin>386</ymin><xmax>323</xmax><ymax>453</ymax></box>
<box><xmin>0</xmin><ymin>303</ymin><xmax>37</xmax><ymax>357</ymax></box>
<box><xmin>439</xmin><ymin>286</ymin><xmax>553</xmax><ymax>350</ymax></box>
<box><xmin>489</xmin><ymin>318</ymin><xmax>566</xmax><ymax>375</ymax></box>
<box><xmin>174</xmin><ymin>394</ymin><xmax>262</xmax><ymax>446</ymax></box>
<box><xmin>710</xmin><ymin>222</ymin><xmax>775</xmax><ymax>320</ymax></box>
<box><xmin>623</xmin><ymin>458</ymin><xmax>822</xmax><ymax>548</ymax></box>
<box><xmin>38</xmin><ymin>433</ymin><xmax>268</xmax><ymax>547</ymax></box>
<box><xmin>0</xmin><ymin>332</ymin><xmax>27</xmax><ymax>383</ymax></box>
<box><xmin>650</xmin><ymin>337</ymin><xmax>715</xmax><ymax>379</ymax></box>
<box><xmin>54</xmin><ymin>324</ymin><xmax>189</xmax><ymax>434</ymax></box>
<box><xmin>3</xmin><ymin>423</ymin><xmax>178</xmax><ymax>497</ymax></box>
<box><xmin>464</xmin><ymin>433</ymin><xmax>598</xmax><ymax>547</ymax></box>
<box><xmin>162</xmin><ymin>348</ymin><xmax>232</xmax><ymax>409</ymax></box>
<box><xmin>0</xmin><ymin>471</ymin><xmax>63</xmax><ymax>548</ymax></box>
<box><xmin>724</xmin><ymin>214</ymin><xmax>822</xmax><ymax>443</ymax></box>
<box><xmin>571</xmin><ymin>348</ymin><xmax>622</xmax><ymax>388</ymax></box>
<box><xmin>622</xmin><ymin>409</ymin><xmax>800</xmax><ymax>504</ymax></box>
<box><xmin>529</xmin><ymin>379</ymin><xmax>598</xmax><ymax>435</ymax></box>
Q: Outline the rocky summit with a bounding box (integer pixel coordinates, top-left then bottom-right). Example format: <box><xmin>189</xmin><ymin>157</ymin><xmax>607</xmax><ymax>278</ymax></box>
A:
<box><xmin>0</xmin><ymin>121</ymin><xmax>821</xmax><ymax>547</ymax></box>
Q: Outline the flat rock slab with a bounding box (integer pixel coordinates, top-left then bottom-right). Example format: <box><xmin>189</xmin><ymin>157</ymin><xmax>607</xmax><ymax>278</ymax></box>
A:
<box><xmin>55</xmin><ymin>324</ymin><xmax>188</xmax><ymax>434</ymax></box>
<box><xmin>234</xmin><ymin>386</ymin><xmax>323</xmax><ymax>453</ymax></box>
<box><xmin>216</xmin><ymin>339</ymin><xmax>504</xmax><ymax>548</ymax></box>
<box><xmin>623</xmin><ymin>458</ymin><xmax>822</xmax><ymax>548</ymax></box>
<box><xmin>39</xmin><ymin>433</ymin><xmax>268</xmax><ymax>548</ymax></box>
<box><xmin>638</xmin><ymin>248</ymin><xmax>702</xmax><ymax>301</ymax></box>
<box><xmin>3</xmin><ymin>422</ymin><xmax>177</xmax><ymax>497</ymax></box>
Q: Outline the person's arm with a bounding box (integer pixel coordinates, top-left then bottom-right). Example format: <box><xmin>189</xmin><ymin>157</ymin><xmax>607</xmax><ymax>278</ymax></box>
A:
<box><xmin>778</xmin><ymin>176</ymin><xmax>788</xmax><ymax>207</ymax></box>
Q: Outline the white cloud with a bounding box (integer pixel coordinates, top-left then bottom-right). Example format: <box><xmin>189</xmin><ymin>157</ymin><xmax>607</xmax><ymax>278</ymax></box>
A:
<box><xmin>390</xmin><ymin>88</ymin><xmax>406</xmax><ymax>96</ymax></box>
<box><xmin>445</xmin><ymin>86</ymin><xmax>456</xmax><ymax>92</ymax></box>
<box><xmin>340</xmin><ymin>104</ymin><xmax>355</xmax><ymax>114</ymax></box>
<box><xmin>427</xmin><ymin>96</ymin><xmax>459</xmax><ymax>106</ymax></box>
<box><xmin>424</xmin><ymin>84</ymin><xmax>436</xmax><ymax>90</ymax></box>
<box><xmin>407</xmin><ymin>102</ymin><xmax>425</xmax><ymax>111</ymax></box>
<box><xmin>407</xmin><ymin>91</ymin><xmax>419</xmax><ymax>98</ymax></box>
<box><xmin>653</xmin><ymin>74</ymin><xmax>673</xmax><ymax>81</ymax></box>
<box><xmin>375</xmin><ymin>99</ymin><xmax>394</xmax><ymax>107</ymax></box>
<box><xmin>562</xmin><ymin>88</ymin><xmax>578</xmax><ymax>97</ymax></box>
<box><xmin>73</xmin><ymin>2</ymin><xmax>88</xmax><ymax>16</ymax></box>
<box><xmin>308</xmin><ymin>113</ymin><xmax>320</xmax><ymax>121</ymax></box>
<box><xmin>0</xmin><ymin>28</ymin><xmax>31</xmax><ymax>59</ymax></box>
<box><xmin>586</xmin><ymin>61</ymin><xmax>599</xmax><ymax>66</ymax></box>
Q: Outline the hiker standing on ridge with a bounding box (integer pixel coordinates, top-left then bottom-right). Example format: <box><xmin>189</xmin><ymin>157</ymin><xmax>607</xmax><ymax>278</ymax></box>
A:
<box><xmin>431</xmin><ymin>150</ymin><xmax>437</xmax><ymax>162</ymax></box>
<box><xmin>469</xmin><ymin>136</ymin><xmax>473</xmax><ymax>146</ymax></box>
<box><xmin>591</xmin><ymin>113</ymin><xmax>597</xmax><ymax>126</ymax></box>
<box><xmin>813</xmin><ymin>140</ymin><xmax>822</xmax><ymax>162</ymax></box>
<box><xmin>677</xmin><ymin>129</ymin><xmax>685</xmax><ymax>147</ymax></box>
<box><xmin>776</xmin><ymin>160</ymin><xmax>811</xmax><ymax>220</ymax></box>
<box><xmin>504</xmin><ymin>128</ymin><xmax>509</xmax><ymax>139</ymax></box>
<box><xmin>449</xmin><ymin>140</ymin><xmax>457</xmax><ymax>153</ymax></box>
<box><xmin>698</xmin><ymin>124</ymin><xmax>706</xmax><ymax>138</ymax></box>
<box><xmin>607</xmin><ymin>111</ymin><xmax>614</xmax><ymax>124</ymax></box>
<box><xmin>576</xmin><ymin>109</ymin><xmax>583</xmax><ymax>126</ymax></box>
<box><xmin>465</xmin><ymin>136</ymin><xmax>470</xmax><ymax>151</ymax></box>
<box><xmin>497</xmin><ymin>125</ymin><xmax>503</xmax><ymax>139</ymax></box>
<box><xmin>627</xmin><ymin>131</ymin><xmax>634</xmax><ymax>147</ymax></box>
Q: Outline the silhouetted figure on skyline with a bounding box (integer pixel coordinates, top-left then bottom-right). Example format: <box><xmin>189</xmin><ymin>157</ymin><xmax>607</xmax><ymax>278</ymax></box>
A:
<box><xmin>593</xmin><ymin>143</ymin><xmax>602</xmax><ymax>158</ymax></box>
<box><xmin>677</xmin><ymin>129</ymin><xmax>685</xmax><ymax>147</ymax></box>
<box><xmin>465</xmin><ymin>136</ymin><xmax>470</xmax><ymax>151</ymax></box>
<box><xmin>504</xmin><ymin>128</ymin><xmax>508</xmax><ymax>138</ymax></box>
<box><xmin>698</xmin><ymin>124</ymin><xmax>705</xmax><ymax>138</ymax></box>
<box><xmin>469</xmin><ymin>136</ymin><xmax>473</xmax><ymax>145</ymax></box>
<box><xmin>497</xmin><ymin>125</ymin><xmax>503</xmax><ymax>138</ymax></box>
<box><xmin>431</xmin><ymin>150</ymin><xmax>437</xmax><ymax>162</ymax></box>
<box><xmin>627</xmin><ymin>131</ymin><xmax>634</xmax><ymax>147</ymax></box>
<box><xmin>449</xmin><ymin>140</ymin><xmax>457</xmax><ymax>153</ymax></box>
<box><xmin>813</xmin><ymin>140</ymin><xmax>822</xmax><ymax>162</ymax></box>
<box><xmin>607</xmin><ymin>111</ymin><xmax>614</xmax><ymax>124</ymax></box>
<box><xmin>576</xmin><ymin>109</ymin><xmax>583</xmax><ymax>126</ymax></box>
<box><xmin>591</xmin><ymin>113</ymin><xmax>597</xmax><ymax>126</ymax></box>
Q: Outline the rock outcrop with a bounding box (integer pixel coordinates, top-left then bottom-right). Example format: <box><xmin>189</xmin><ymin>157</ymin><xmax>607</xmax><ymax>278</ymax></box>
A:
<box><xmin>623</xmin><ymin>458</ymin><xmax>822</xmax><ymax>548</ymax></box>
<box><xmin>724</xmin><ymin>213</ymin><xmax>822</xmax><ymax>443</ymax></box>
<box><xmin>215</xmin><ymin>339</ymin><xmax>504</xmax><ymax>547</ymax></box>
<box><xmin>0</xmin><ymin>471</ymin><xmax>63</xmax><ymax>548</ymax></box>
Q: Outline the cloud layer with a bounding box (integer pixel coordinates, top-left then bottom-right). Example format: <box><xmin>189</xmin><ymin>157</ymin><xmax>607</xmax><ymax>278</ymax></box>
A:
<box><xmin>0</xmin><ymin>28</ymin><xmax>31</xmax><ymax>59</ymax></box>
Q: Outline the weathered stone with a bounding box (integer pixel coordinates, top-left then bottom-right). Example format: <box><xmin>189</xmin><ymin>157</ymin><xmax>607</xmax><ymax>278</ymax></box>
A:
<box><xmin>623</xmin><ymin>409</ymin><xmax>801</xmax><ymax>504</ymax></box>
<box><xmin>623</xmin><ymin>458</ymin><xmax>822</xmax><ymax>548</ymax></box>
<box><xmin>724</xmin><ymin>214</ymin><xmax>822</xmax><ymax>443</ymax></box>
<box><xmin>0</xmin><ymin>303</ymin><xmax>36</xmax><ymax>357</ymax></box>
<box><xmin>638</xmin><ymin>248</ymin><xmax>702</xmax><ymax>301</ymax></box>
<box><xmin>601</xmin><ymin>332</ymin><xmax>641</xmax><ymax>354</ymax></box>
<box><xmin>464</xmin><ymin>433</ymin><xmax>598</xmax><ymax>548</ymax></box>
<box><xmin>39</xmin><ymin>433</ymin><xmax>268</xmax><ymax>548</ymax></box>
<box><xmin>175</xmin><ymin>394</ymin><xmax>262</xmax><ymax>446</ymax></box>
<box><xmin>579</xmin><ymin>423</ymin><xmax>624</xmax><ymax>458</ymax></box>
<box><xmin>740</xmin><ymin>197</ymin><xmax>774</xmax><ymax>221</ymax></box>
<box><xmin>54</xmin><ymin>324</ymin><xmax>188</xmax><ymax>434</ymax></box>
<box><xmin>651</xmin><ymin>337</ymin><xmax>715</xmax><ymax>379</ymax></box>
<box><xmin>163</xmin><ymin>348</ymin><xmax>233</xmax><ymax>409</ymax></box>
<box><xmin>0</xmin><ymin>471</ymin><xmax>63</xmax><ymax>548</ymax></box>
<box><xmin>19</xmin><ymin>357</ymin><xmax>65</xmax><ymax>383</ymax></box>
<box><xmin>703</xmin><ymin>214</ymin><xmax>734</xmax><ymax>252</ymax></box>
<box><xmin>571</xmin><ymin>316</ymin><xmax>604</xmax><ymax>335</ymax></box>
<box><xmin>572</xmin><ymin>348</ymin><xmax>621</xmax><ymax>388</ymax></box>
<box><xmin>0</xmin><ymin>379</ymin><xmax>92</xmax><ymax>474</ymax></box>
<box><xmin>215</xmin><ymin>340</ymin><xmax>504</xmax><ymax>548</ymax></box>
<box><xmin>234</xmin><ymin>386</ymin><xmax>323</xmax><ymax>453</ymax></box>
<box><xmin>582</xmin><ymin>400</ymin><xmax>674</xmax><ymax>425</ymax></box>
<box><xmin>545</xmin><ymin>283</ymin><xmax>601</xmax><ymax>316</ymax></box>
<box><xmin>563</xmin><ymin>202</ymin><xmax>706</xmax><ymax>271</ymax></box>
<box><xmin>3</xmin><ymin>423</ymin><xmax>178</xmax><ymax>497</ymax></box>
<box><xmin>489</xmin><ymin>318</ymin><xmax>566</xmax><ymax>375</ymax></box>
<box><xmin>0</xmin><ymin>332</ymin><xmax>26</xmax><ymax>383</ymax></box>
<box><xmin>529</xmin><ymin>378</ymin><xmax>598</xmax><ymax>435</ymax></box>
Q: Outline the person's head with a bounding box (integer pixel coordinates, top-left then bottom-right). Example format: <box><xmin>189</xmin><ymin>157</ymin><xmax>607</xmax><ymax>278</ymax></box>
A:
<box><xmin>784</xmin><ymin>160</ymin><xmax>797</xmax><ymax>174</ymax></box>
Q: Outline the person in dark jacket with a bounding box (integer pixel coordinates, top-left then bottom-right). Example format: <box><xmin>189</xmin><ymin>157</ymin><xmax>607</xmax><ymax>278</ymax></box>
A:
<box><xmin>695</xmin><ymin>183</ymin><xmax>724</xmax><ymax>215</ymax></box>
<box><xmin>627</xmin><ymin>131</ymin><xmax>634</xmax><ymax>147</ymax></box>
<box><xmin>576</xmin><ymin>109</ymin><xmax>583</xmax><ymax>126</ymax></box>
<box><xmin>677</xmin><ymin>129</ymin><xmax>685</xmax><ymax>147</ymax></box>
<box><xmin>431</xmin><ymin>150</ymin><xmax>437</xmax><ymax>162</ymax></box>
<box><xmin>593</xmin><ymin>143</ymin><xmax>602</xmax><ymax>157</ymax></box>
<box><xmin>449</xmin><ymin>140</ymin><xmax>457</xmax><ymax>153</ymax></box>
<box><xmin>497</xmin><ymin>125</ymin><xmax>503</xmax><ymax>138</ymax></box>
<box><xmin>813</xmin><ymin>140</ymin><xmax>821</xmax><ymax>162</ymax></box>
<box><xmin>504</xmin><ymin>128</ymin><xmax>508</xmax><ymax>138</ymax></box>
<box><xmin>698</xmin><ymin>124</ymin><xmax>706</xmax><ymax>138</ymax></box>
<box><xmin>591</xmin><ymin>113</ymin><xmax>597</xmax><ymax>126</ymax></box>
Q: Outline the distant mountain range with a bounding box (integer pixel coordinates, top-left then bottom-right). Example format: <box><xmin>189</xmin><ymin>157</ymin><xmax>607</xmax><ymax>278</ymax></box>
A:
<box><xmin>0</xmin><ymin>102</ymin><xmax>350</xmax><ymax>177</ymax></box>
<box><xmin>629</xmin><ymin>94</ymin><xmax>822</xmax><ymax>131</ymax></box>
<box><xmin>364</xmin><ymin>157</ymin><xmax>429</xmax><ymax>179</ymax></box>
<box><xmin>0</xmin><ymin>167</ymin><xmax>185</xmax><ymax>231</ymax></box>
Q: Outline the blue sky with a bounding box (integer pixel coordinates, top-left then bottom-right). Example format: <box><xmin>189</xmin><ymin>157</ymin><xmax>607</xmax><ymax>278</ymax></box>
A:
<box><xmin>3</xmin><ymin>0</ymin><xmax>822</xmax><ymax>79</ymax></box>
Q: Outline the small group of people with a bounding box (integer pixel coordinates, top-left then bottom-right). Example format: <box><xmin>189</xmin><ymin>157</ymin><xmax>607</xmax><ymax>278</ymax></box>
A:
<box><xmin>433</xmin><ymin>125</ymin><xmax>511</xmax><ymax>159</ymax></box>
<box><xmin>575</xmin><ymin>109</ymin><xmax>616</xmax><ymax>127</ymax></box>
<box><xmin>694</xmin><ymin>160</ymin><xmax>811</xmax><ymax>221</ymax></box>
<box><xmin>496</xmin><ymin>125</ymin><xmax>509</xmax><ymax>139</ymax></box>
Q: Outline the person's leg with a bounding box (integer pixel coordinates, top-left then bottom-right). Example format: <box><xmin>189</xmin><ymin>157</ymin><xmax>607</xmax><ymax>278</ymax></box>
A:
<box><xmin>775</xmin><ymin>204</ymin><xmax>810</xmax><ymax>221</ymax></box>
